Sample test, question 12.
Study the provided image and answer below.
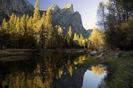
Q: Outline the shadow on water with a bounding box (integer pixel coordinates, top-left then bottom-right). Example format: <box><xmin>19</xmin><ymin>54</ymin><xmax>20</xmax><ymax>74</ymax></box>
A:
<box><xmin>0</xmin><ymin>52</ymin><xmax>107</xmax><ymax>88</ymax></box>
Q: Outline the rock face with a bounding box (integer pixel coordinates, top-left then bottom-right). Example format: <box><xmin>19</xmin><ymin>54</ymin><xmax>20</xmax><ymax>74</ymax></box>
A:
<box><xmin>48</xmin><ymin>4</ymin><xmax>87</xmax><ymax>37</ymax></box>
<box><xmin>0</xmin><ymin>0</ymin><xmax>33</xmax><ymax>24</ymax></box>
<box><xmin>0</xmin><ymin>0</ymin><xmax>33</xmax><ymax>16</ymax></box>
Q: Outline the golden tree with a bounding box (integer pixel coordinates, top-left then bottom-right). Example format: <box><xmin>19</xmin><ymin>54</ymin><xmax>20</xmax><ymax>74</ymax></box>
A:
<box><xmin>89</xmin><ymin>28</ymin><xmax>105</xmax><ymax>49</ymax></box>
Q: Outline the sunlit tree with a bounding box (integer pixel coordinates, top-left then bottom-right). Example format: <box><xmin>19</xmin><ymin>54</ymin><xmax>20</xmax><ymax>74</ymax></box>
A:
<box><xmin>1</xmin><ymin>19</ymin><xmax>8</xmax><ymax>31</ymax></box>
<box><xmin>15</xmin><ymin>17</ymin><xmax>20</xmax><ymax>33</ymax></box>
<box><xmin>45</xmin><ymin>10</ymin><xmax>53</xmax><ymax>48</ymax></box>
<box><xmin>33</xmin><ymin>0</ymin><xmax>41</xmax><ymax>33</ymax></box>
<box><xmin>89</xmin><ymin>28</ymin><xmax>105</xmax><ymax>49</ymax></box>
<box><xmin>33</xmin><ymin>0</ymin><xmax>40</xmax><ymax>22</ymax></box>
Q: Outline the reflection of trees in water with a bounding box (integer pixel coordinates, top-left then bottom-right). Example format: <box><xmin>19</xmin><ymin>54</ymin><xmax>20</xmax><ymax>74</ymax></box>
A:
<box><xmin>1</xmin><ymin>63</ymin><xmax>53</xmax><ymax>88</ymax></box>
<box><xmin>0</xmin><ymin>54</ymin><xmax>94</xmax><ymax>88</ymax></box>
<box><xmin>74</xmin><ymin>55</ymin><xmax>89</xmax><ymax>65</ymax></box>
<box><xmin>90</xmin><ymin>65</ymin><xmax>106</xmax><ymax>75</ymax></box>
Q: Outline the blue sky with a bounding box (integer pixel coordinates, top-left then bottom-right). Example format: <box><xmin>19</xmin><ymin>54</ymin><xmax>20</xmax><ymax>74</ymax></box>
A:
<box><xmin>28</xmin><ymin>0</ymin><xmax>106</xmax><ymax>29</ymax></box>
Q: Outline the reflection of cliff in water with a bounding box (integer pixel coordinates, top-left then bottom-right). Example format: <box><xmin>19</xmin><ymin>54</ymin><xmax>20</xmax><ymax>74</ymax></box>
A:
<box><xmin>0</xmin><ymin>53</ymin><xmax>106</xmax><ymax>88</ymax></box>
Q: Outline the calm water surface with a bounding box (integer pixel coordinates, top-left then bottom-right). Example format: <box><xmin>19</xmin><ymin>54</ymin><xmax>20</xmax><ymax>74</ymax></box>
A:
<box><xmin>0</xmin><ymin>52</ymin><xmax>107</xmax><ymax>88</ymax></box>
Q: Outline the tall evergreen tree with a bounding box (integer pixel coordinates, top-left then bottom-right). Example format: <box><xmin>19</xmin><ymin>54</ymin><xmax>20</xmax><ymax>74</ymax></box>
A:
<box><xmin>33</xmin><ymin>0</ymin><xmax>40</xmax><ymax>22</ymax></box>
<box><xmin>65</xmin><ymin>26</ymin><xmax>73</xmax><ymax>48</ymax></box>
<box><xmin>9</xmin><ymin>14</ymin><xmax>16</xmax><ymax>33</ymax></box>
<box><xmin>39</xmin><ymin>12</ymin><xmax>48</xmax><ymax>49</ymax></box>
<box><xmin>20</xmin><ymin>15</ymin><xmax>26</xmax><ymax>34</ymax></box>
<box><xmin>45</xmin><ymin>10</ymin><xmax>53</xmax><ymax>48</ymax></box>
<box><xmin>1</xmin><ymin>19</ymin><xmax>8</xmax><ymax>31</ymax></box>
<box><xmin>33</xmin><ymin>0</ymin><xmax>41</xmax><ymax>33</ymax></box>
<box><xmin>27</xmin><ymin>17</ymin><xmax>33</xmax><ymax>34</ymax></box>
<box><xmin>16</xmin><ymin>17</ymin><xmax>20</xmax><ymax>33</ymax></box>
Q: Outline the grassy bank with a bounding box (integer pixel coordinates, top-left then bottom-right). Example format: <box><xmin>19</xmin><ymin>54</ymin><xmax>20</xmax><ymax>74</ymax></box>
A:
<box><xmin>105</xmin><ymin>51</ymin><xmax>133</xmax><ymax>88</ymax></box>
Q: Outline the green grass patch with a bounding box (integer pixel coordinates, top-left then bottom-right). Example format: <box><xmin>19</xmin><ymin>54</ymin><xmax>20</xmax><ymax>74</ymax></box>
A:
<box><xmin>105</xmin><ymin>51</ymin><xmax>133</xmax><ymax>88</ymax></box>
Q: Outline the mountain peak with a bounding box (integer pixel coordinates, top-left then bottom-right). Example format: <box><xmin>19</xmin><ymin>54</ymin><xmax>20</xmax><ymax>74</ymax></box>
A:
<box><xmin>48</xmin><ymin>4</ymin><xmax>74</xmax><ymax>13</ymax></box>
<box><xmin>63</xmin><ymin>4</ymin><xmax>74</xmax><ymax>13</ymax></box>
<box><xmin>48</xmin><ymin>4</ymin><xmax>60</xmax><ymax>11</ymax></box>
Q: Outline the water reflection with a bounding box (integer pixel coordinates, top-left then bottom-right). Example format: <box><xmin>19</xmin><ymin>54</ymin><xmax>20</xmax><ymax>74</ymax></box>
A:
<box><xmin>0</xmin><ymin>53</ymin><xmax>107</xmax><ymax>88</ymax></box>
<box><xmin>82</xmin><ymin>65</ymin><xmax>107</xmax><ymax>88</ymax></box>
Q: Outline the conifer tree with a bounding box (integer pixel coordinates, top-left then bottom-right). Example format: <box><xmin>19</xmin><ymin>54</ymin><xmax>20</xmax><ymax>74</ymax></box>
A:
<box><xmin>1</xmin><ymin>19</ymin><xmax>8</xmax><ymax>31</ymax></box>
<box><xmin>16</xmin><ymin>17</ymin><xmax>20</xmax><ymax>33</ymax></box>
<box><xmin>9</xmin><ymin>14</ymin><xmax>15</xmax><ymax>33</ymax></box>
<box><xmin>45</xmin><ymin>10</ymin><xmax>53</xmax><ymax>48</ymax></box>
<box><xmin>79</xmin><ymin>34</ymin><xmax>85</xmax><ymax>47</ymax></box>
<box><xmin>27</xmin><ymin>17</ymin><xmax>33</xmax><ymax>34</ymax></box>
<box><xmin>73</xmin><ymin>33</ymin><xmax>80</xmax><ymax>47</ymax></box>
<box><xmin>57</xmin><ymin>25</ymin><xmax>63</xmax><ymax>36</ymax></box>
<box><xmin>20</xmin><ymin>15</ymin><xmax>26</xmax><ymax>34</ymax></box>
<box><xmin>68</xmin><ymin>26</ymin><xmax>72</xmax><ymax>38</ymax></box>
<box><xmin>65</xmin><ymin>26</ymin><xmax>73</xmax><ymax>48</ymax></box>
<box><xmin>33</xmin><ymin>0</ymin><xmax>40</xmax><ymax>22</ymax></box>
<box><xmin>45</xmin><ymin>10</ymin><xmax>52</xmax><ymax>29</ymax></box>
<box><xmin>57</xmin><ymin>25</ymin><xmax>64</xmax><ymax>48</ymax></box>
<box><xmin>39</xmin><ymin>12</ymin><xmax>48</xmax><ymax>49</ymax></box>
<box><xmin>73</xmin><ymin>33</ymin><xmax>78</xmax><ymax>41</ymax></box>
<box><xmin>33</xmin><ymin>0</ymin><xmax>41</xmax><ymax>33</ymax></box>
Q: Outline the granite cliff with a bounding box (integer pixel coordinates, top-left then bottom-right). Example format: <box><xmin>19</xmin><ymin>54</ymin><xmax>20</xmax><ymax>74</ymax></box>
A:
<box><xmin>48</xmin><ymin>4</ymin><xmax>87</xmax><ymax>37</ymax></box>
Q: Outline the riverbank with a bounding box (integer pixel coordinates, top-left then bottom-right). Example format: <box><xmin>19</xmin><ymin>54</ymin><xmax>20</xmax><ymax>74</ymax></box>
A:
<box><xmin>0</xmin><ymin>49</ymin><xmax>38</xmax><ymax>62</ymax></box>
<box><xmin>104</xmin><ymin>51</ymin><xmax>133</xmax><ymax>88</ymax></box>
<box><xmin>0</xmin><ymin>49</ymin><xmax>87</xmax><ymax>54</ymax></box>
<box><xmin>0</xmin><ymin>49</ymin><xmax>88</xmax><ymax>62</ymax></box>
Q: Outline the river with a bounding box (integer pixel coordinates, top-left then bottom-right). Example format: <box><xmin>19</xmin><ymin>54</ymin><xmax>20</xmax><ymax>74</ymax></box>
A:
<box><xmin>0</xmin><ymin>52</ymin><xmax>107</xmax><ymax>88</ymax></box>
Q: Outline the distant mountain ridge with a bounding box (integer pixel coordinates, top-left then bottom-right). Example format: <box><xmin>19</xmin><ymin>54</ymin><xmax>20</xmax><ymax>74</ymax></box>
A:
<box><xmin>0</xmin><ymin>0</ymin><xmax>88</xmax><ymax>37</ymax></box>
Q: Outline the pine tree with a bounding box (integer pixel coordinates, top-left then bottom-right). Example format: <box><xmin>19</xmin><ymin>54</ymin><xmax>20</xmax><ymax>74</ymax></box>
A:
<box><xmin>16</xmin><ymin>17</ymin><xmax>20</xmax><ymax>33</ymax></box>
<box><xmin>33</xmin><ymin>0</ymin><xmax>41</xmax><ymax>33</ymax></box>
<box><xmin>45</xmin><ymin>10</ymin><xmax>52</xmax><ymax>29</ymax></box>
<box><xmin>40</xmin><ymin>24</ymin><xmax>48</xmax><ymax>49</ymax></box>
<box><xmin>57</xmin><ymin>25</ymin><xmax>64</xmax><ymax>48</ymax></box>
<box><xmin>45</xmin><ymin>10</ymin><xmax>53</xmax><ymax>48</ymax></box>
<box><xmin>39</xmin><ymin>12</ymin><xmax>48</xmax><ymax>49</ymax></box>
<box><xmin>65</xmin><ymin>26</ymin><xmax>73</xmax><ymax>48</ymax></box>
<box><xmin>27</xmin><ymin>17</ymin><xmax>33</xmax><ymax>34</ymax></box>
<box><xmin>67</xmin><ymin>26</ymin><xmax>72</xmax><ymax>38</ymax></box>
<box><xmin>20</xmin><ymin>15</ymin><xmax>26</xmax><ymax>34</ymax></box>
<box><xmin>33</xmin><ymin>0</ymin><xmax>40</xmax><ymax>22</ymax></box>
<box><xmin>57</xmin><ymin>25</ymin><xmax>63</xmax><ymax>36</ymax></box>
<box><xmin>1</xmin><ymin>19</ymin><xmax>8</xmax><ymax>31</ymax></box>
<box><xmin>73</xmin><ymin>33</ymin><xmax>78</xmax><ymax>41</ymax></box>
<box><xmin>9</xmin><ymin>14</ymin><xmax>16</xmax><ymax>33</ymax></box>
<box><xmin>79</xmin><ymin>34</ymin><xmax>85</xmax><ymax>47</ymax></box>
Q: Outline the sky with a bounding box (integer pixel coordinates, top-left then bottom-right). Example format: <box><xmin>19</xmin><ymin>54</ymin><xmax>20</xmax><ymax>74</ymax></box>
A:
<box><xmin>28</xmin><ymin>0</ymin><xmax>107</xmax><ymax>29</ymax></box>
